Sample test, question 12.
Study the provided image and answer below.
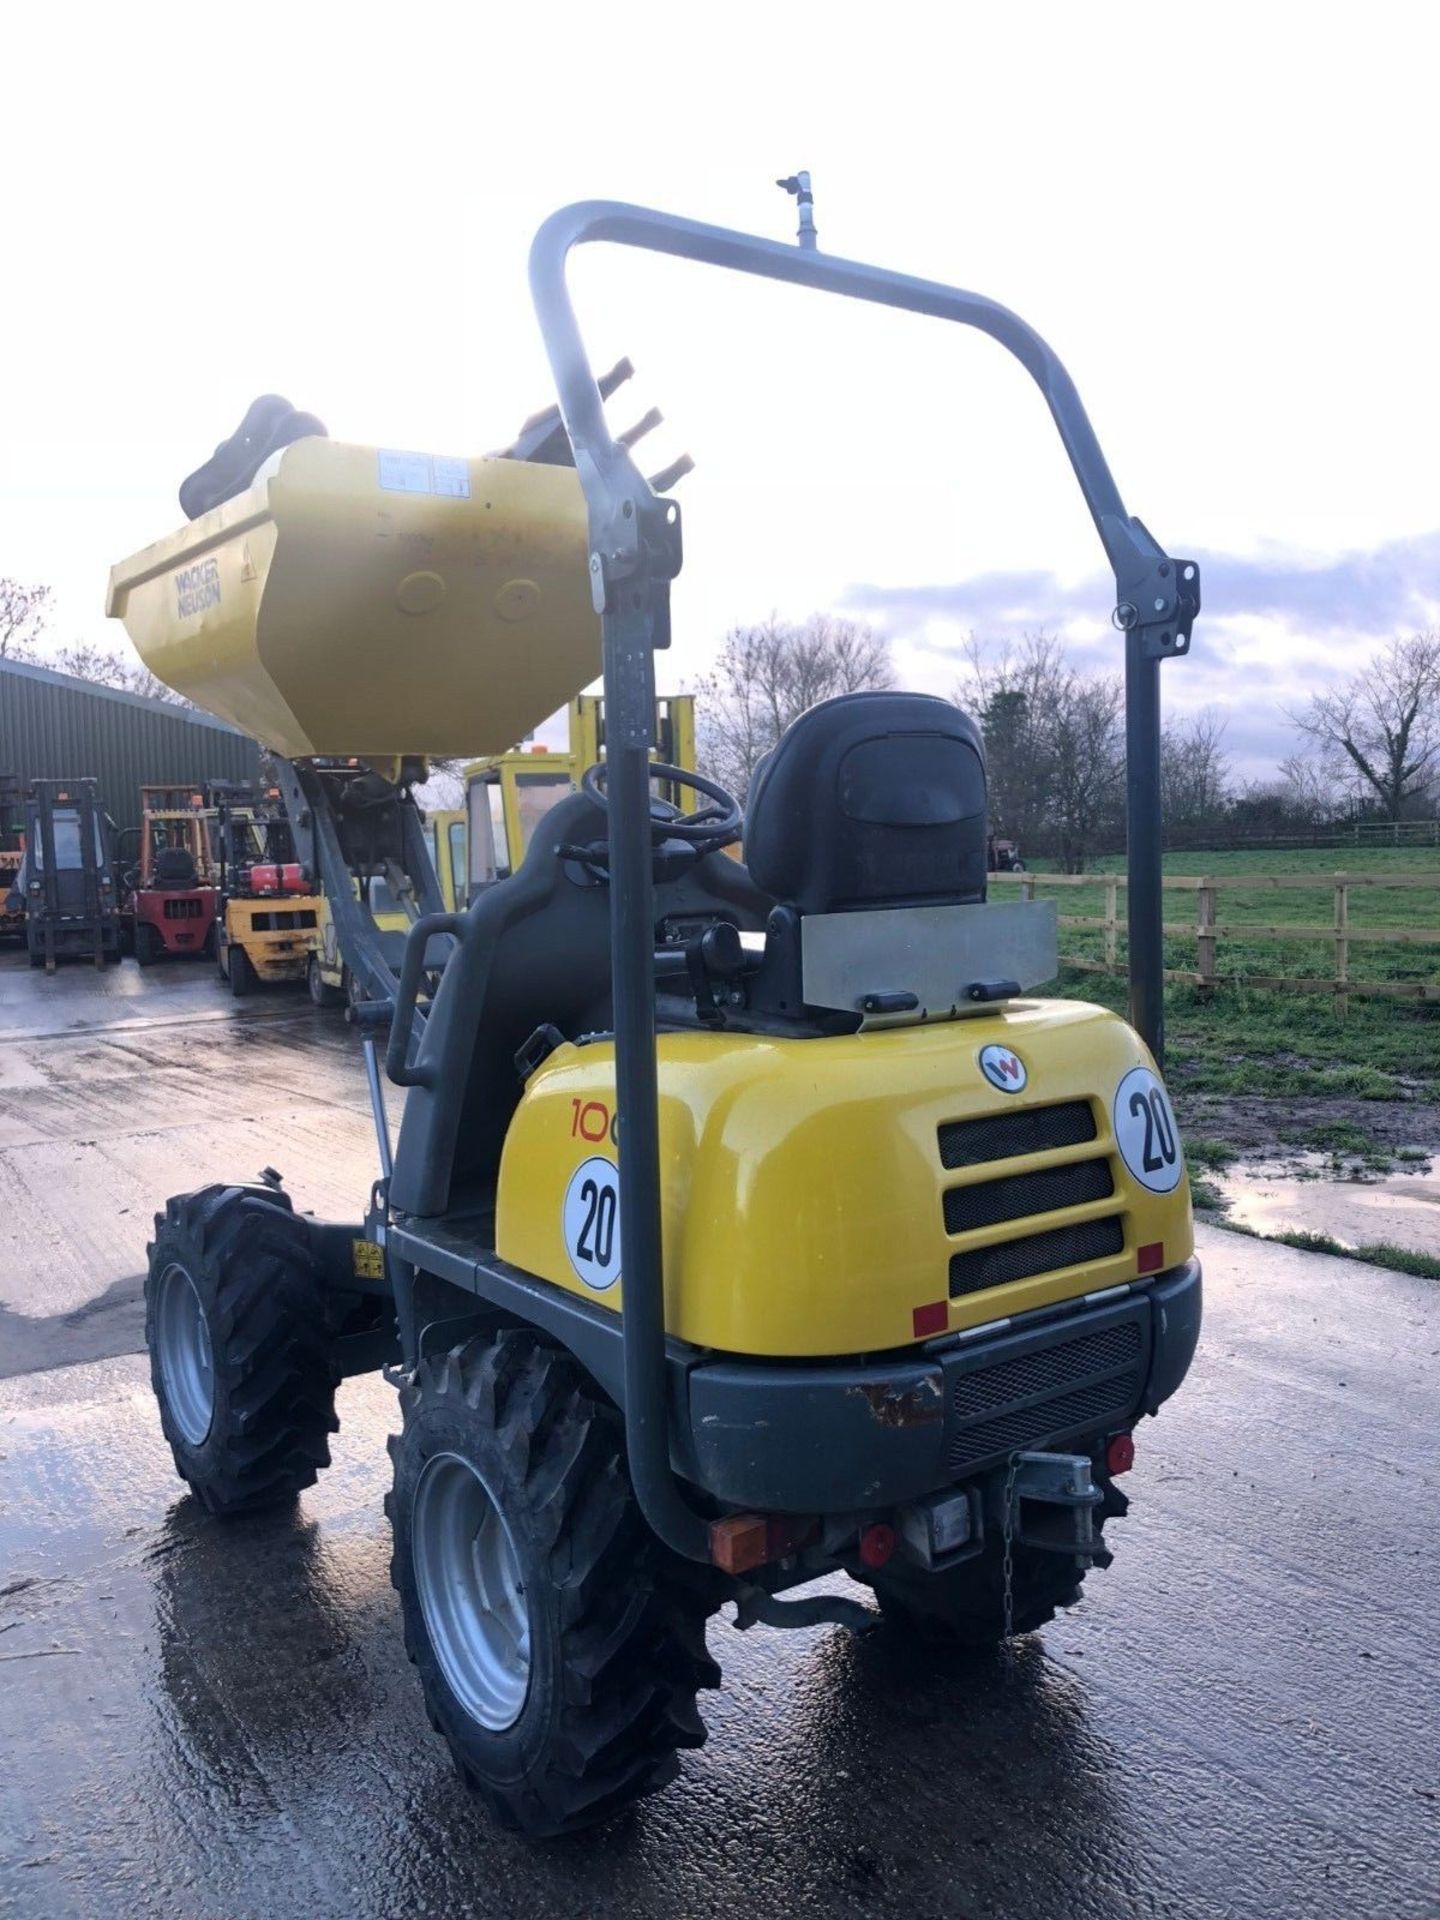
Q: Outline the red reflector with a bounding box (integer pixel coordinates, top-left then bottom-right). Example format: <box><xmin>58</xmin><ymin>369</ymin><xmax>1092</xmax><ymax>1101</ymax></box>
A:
<box><xmin>1137</xmin><ymin>1241</ymin><xmax>1165</xmax><ymax>1275</ymax></box>
<box><xmin>912</xmin><ymin>1300</ymin><xmax>948</xmax><ymax>1338</ymax></box>
<box><xmin>858</xmin><ymin>1523</ymin><xmax>897</xmax><ymax>1570</ymax></box>
<box><xmin>1106</xmin><ymin>1432</ymin><xmax>1136</xmax><ymax>1476</ymax></box>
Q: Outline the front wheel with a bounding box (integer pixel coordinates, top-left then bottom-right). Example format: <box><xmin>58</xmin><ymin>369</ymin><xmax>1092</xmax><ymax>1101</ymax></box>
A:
<box><xmin>227</xmin><ymin>943</ymin><xmax>256</xmax><ymax>997</ymax></box>
<box><xmin>387</xmin><ymin>1331</ymin><xmax>719</xmax><ymax>1835</ymax></box>
<box><xmin>307</xmin><ymin>953</ymin><xmax>345</xmax><ymax>1008</ymax></box>
<box><xmin>145</xmin><ymin>1186</ymin><xmax>340</xmax><ymax>1513</ymax></box>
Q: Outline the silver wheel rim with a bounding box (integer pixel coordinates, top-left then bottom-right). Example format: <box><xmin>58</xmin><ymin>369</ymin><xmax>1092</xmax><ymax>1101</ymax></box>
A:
<box><xmin>154</xmin><ymin>1261</ymin><xmax>214</xmax><ymax>1445</ymax></box>
<box><xmin>412</xmin><ymin>1451</ymin><xmax>531</xmax><ymax>1731</ymax></box>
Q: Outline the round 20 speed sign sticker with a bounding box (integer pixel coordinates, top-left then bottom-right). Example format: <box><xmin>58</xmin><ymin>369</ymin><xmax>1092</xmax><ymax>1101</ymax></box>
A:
<box><xmin>563</xmin><ymin>1157</ymin><xmax>623</xmax><ymax>1290</ymax></box>
<box><xmin>1113</xmin><ymin>1066</ymin><xmax>1183</xmax><ymax>1194</ymax></box>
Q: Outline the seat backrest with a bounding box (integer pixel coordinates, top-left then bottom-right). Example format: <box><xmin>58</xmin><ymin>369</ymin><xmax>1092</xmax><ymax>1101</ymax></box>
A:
<box><xmin>744</xmin><ymin>691</ymin><xmax>987</xmax><ymax>914</ymax></box>
<box><xmin>153</xmin><ymin>845</ymin><xmax>198</xmax><ymax>889</ymax></box>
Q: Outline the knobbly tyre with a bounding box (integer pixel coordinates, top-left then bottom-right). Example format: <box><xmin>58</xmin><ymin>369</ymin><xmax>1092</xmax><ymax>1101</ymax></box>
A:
<box><xmin>113</xmin><ymin>181</ymin><xmax>1202</xmax><ymax>1837</ymax></box>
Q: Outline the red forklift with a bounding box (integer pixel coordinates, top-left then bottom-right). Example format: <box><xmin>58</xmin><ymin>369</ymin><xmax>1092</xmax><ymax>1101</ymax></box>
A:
<box><xmin>119</xmin><ymin>786</ymin><xmax>219</xmax><ymax>965</ymax></box>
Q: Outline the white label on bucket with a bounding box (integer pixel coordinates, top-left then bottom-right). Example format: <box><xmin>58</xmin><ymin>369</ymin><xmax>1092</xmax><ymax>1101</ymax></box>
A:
<box><xmin>377</xmin><ymin>450</ymin><xmax>471</xmax><ymax>499</ymax></box>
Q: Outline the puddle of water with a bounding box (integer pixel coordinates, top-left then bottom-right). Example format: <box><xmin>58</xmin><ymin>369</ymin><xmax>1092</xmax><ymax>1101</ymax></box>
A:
<box><xmin>1215</xmin><ymin>1150</ymin><xmax>1439</xmax><ymax>1255</ymax></box>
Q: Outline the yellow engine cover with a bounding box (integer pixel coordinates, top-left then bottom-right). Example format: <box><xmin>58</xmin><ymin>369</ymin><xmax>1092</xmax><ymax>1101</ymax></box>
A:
<box><xmin>496</xmin><ymin>1000</ymin><xmax>1194</xmax><ymax>1359</ymax></box>
<box><xmin>105</xmin><ymin>437</ymin><xmax>599</xmax><ymax>760</ymax></box>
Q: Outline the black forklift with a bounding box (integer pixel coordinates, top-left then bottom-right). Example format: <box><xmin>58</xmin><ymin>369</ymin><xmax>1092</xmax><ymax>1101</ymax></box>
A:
<box><xmin>14</xmin><ymin>778</ymin><xmax>121</xmax><ymax>970</ymax></box>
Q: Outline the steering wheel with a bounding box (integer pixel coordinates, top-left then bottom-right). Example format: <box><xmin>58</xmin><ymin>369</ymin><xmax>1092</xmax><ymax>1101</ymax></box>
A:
<box><xmin>580</xmin><ymin>761</ymin><xmax>743</xmax><ymax>854</ymax></box>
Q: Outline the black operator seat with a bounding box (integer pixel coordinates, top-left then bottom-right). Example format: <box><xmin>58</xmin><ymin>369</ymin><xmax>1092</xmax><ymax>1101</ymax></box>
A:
<box><xmin>738</xmin><ymin>692</ymin><xmax>988</xmax><ymax>1028</ymax></box>
<box><xmin>152</xmin><ymin>846</ymin><xmax>199</xmax><ymax>890</ymax></box>
<box><xmin>388</xmin><ymin>787</ymin><xmax>771</xmax><ymax>1220</ymax></box>
<box><xmin>744</xmin><ymin>691</ymin><xmax>988</xmax><ymax>913</ymax></box>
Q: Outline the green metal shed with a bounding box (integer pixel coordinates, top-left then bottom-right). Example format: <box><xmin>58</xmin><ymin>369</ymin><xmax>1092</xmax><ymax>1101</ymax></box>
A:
<box><xmin>0</xmin><ymin>658</ymin><xmax>259</xmax><ymax>838</ymax></box>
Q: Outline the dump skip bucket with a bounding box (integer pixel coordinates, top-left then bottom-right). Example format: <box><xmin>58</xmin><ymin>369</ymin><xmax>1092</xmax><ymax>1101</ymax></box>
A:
<box><xmin>106</xmin><ymin>437</ymin><xmax>600</xmax><ymax>759</ymax></box>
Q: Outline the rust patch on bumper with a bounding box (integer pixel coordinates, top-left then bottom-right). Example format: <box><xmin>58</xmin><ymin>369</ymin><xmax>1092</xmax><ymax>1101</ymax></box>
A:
<box><xmin>847</xmin><ymin>1375</ymin><xmax>944</xmax><ymax>1429</ymax></box>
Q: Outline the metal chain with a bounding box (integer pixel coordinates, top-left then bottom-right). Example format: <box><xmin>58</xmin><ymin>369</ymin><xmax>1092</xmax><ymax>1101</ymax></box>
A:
<box><xmin>1000</xmin><ymin>1454</ymin><xmax>1019</xmax><ymax>1661</ymax></box>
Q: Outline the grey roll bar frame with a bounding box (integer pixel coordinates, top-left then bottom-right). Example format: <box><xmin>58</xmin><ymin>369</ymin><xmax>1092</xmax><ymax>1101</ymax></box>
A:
<box><xmin>528</xmin><ymin>198</ymin><xmax>1199</xmax><ymax>1562</ymax></box>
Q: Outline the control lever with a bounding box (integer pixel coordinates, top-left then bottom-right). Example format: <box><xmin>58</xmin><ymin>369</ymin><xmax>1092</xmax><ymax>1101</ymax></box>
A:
<box><xmin>686</xmin><ymin>922</ymin><xmax>745</xmax><ymax>1027</ymax></box>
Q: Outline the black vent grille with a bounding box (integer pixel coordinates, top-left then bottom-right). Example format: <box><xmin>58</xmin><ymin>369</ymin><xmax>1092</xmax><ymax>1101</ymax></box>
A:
<box><xmin>944</xmin><ymin>1157</ymin><xmax>1114</xmax><ymax>1235</ymax></box>
<box><xmin>947</xmin><ymin>1318</ymin><xmax>1145</xmax><ymax>1471</ymax></box>
<box><xmin>953</xmin><ymin>1320</ymin><xmax>1142</xmax><ymax>1418</ymax></box>
<box><xmin>949</xmin><ymin>1216</ymin><xmax>1124</xmax><ymax>1298</ymax></box>
<box><xmin>949</xmin><ymin>1378</ymin><xmax>1137</xmax><ymax>1470</ymax></box>
<box><xmin>938</xmin><ymin>1100</ymin><xmax>1096</xmax><ymax>1170</ymax></box>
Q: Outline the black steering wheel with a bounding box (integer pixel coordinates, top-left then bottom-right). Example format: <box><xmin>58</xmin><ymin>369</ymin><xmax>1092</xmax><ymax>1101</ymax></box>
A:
<box><xmin>580</xmin><ymin>761</ymin><xmax>743</xmax><ymax>855</ymax></box>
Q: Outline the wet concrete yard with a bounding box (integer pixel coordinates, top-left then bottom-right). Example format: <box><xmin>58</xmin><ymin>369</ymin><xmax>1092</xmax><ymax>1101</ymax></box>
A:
<box><xmin>1</xmin><ymin>958</ymin><xmax>1437</xmax><ymax>1918</ymax></box>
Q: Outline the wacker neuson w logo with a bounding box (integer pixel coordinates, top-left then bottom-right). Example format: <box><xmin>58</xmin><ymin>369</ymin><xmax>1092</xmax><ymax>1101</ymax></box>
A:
<box><xmin>978</xmin><ymin>1043</ymin><xmax>1027</xmax><ymax>1093</ymax></box>
<box><xmin>175</xmin><ymin>558</ymin><xmax>221</xmax><ymax>618</ymax></box>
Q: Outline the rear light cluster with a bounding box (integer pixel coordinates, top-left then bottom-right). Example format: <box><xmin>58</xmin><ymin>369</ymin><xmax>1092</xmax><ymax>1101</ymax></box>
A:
<box><xmin>708</xmin><ymin>1512</ymin><xmax>815</xmax><ymax>1574</ymax></box>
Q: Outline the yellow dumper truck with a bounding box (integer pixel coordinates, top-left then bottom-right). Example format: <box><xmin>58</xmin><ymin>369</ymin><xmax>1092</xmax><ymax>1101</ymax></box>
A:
<box><xmin>108</xmin><ymin>191</ymin><xmax>1200</xmax><ymax>1838</ymax></box>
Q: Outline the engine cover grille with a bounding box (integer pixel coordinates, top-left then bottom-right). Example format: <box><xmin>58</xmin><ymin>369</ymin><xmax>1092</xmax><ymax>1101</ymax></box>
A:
<box><xmin>944</xmin><ymin>1156</ymin><xmax>1114</xmax><ymax>1234</ymax></box>
<box><xmin>938</xmin><ymin>1099</ymin><xmax>1096</xmax><ymax>1170</ymax></box>
<box><xmin>949</xmin><ymin>1215</ymin><xmax>1125</xmax><ymax>1298</ymax></box>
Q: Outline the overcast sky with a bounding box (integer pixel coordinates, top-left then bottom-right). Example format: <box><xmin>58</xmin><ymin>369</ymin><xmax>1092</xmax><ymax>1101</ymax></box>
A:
<box><xmin>3</xmin><ymin>2</ymin><xmax>1436</xmax><ymax>779</ymax></box>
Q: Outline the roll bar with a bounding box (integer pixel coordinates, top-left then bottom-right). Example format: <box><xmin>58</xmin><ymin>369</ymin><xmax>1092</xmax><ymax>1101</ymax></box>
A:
<box><xmin>529</xmin><ymin>196</ymin><xmax>1200</xmax><ymax>1562</ymax></box>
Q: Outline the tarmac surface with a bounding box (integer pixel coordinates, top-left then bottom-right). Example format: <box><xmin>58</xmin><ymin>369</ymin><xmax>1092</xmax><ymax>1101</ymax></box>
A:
<box><xmin>1</xmin><ymin>955</ymin><xmax>1437</xmax><ymax>1919</ymax></box>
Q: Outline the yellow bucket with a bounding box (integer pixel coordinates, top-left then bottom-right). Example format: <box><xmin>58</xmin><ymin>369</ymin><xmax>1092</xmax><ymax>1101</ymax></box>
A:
<box><xmin>106</xmin><ymin>437</ymin><xmax>600</xmax><ymax>759</ymax></box>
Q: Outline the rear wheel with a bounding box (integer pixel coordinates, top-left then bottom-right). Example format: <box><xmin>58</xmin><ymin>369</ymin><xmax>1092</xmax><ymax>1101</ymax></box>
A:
<box><xmin>387</xmin><ymin>1331</ymin><xmax>719</xmax><ymax>1835</ymax></box>
<box><xmin>135</xmin><ymin>923</ymin><xmax>161</xmax><ymax>967</ymax></box>
<box><xmin>307</xmin><ymin>953</ymin><xmax>345</xmax><ymax>1008</ymax></box>
<box><xmin>869</xmin><ymin>1523</ymin><xmax>1108</xmax><ymax>1647</ymax></box>
<box><xmin>145</xmin><ymin>1186</ymin><xmax>340</xmax><ymax>1513</ymax></box>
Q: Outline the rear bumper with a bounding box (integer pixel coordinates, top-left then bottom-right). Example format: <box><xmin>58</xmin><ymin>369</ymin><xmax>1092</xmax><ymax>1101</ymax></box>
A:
<box><xmin>679</xmin><ymin>1258</ymin><xmax>1202</xmax><ymax>1513</ymax></box>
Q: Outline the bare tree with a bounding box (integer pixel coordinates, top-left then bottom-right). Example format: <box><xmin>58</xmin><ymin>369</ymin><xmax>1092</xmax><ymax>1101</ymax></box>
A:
<box><xmin>956</xmin><ymin>631</ymin><xmax>1124</xmax><ymax>871</ymax></box>
<box><xmin>0</xmin><ymin>578</ymin><xmax>52</xmax><ymax>659</ymax></box>
<box><xmin>47</xmin><ymin>640</ymin><xmax>188</xmax><ymax>705</ymax></box>
<box><xmin>1277</xmin><ymin>751</ymin><xmax>1344</xmax><ymax>825</ymax></box>
<box><xmin>1289</xmin><ymin>630</ymin><xmax>1440</xmax><ymax>821</ymax></box>
<box><xmin>1161</xmin><ymin>708</ymin><xmax>1231</xmax><ymax>830</ymax></box>
<box><xmin>956</xmin><ymin>632</ymin><xmax>1054</xmax><ymax>849</ymax></box>
<box><xmin>695</xmin><ymin>614</ymin><xmax>894</xmax><ymax>798</ymax></box>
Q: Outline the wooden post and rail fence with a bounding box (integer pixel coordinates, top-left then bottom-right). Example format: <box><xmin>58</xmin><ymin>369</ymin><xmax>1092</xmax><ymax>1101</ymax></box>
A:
<box><xmin>989</xmin><ymin>870</ymin><xmax>1440</xmax><ymax>1014</ymax></box>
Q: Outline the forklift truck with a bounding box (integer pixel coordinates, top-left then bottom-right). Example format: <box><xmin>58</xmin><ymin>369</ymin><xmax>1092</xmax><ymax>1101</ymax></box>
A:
<box><xmin>109</xmin><ymin>185</ymin><xmax>1201</xmax><ymax>1837</ymax></box>
<box><xmin>119</xmin><ymin>785</ymin><xmax>219</xmax><ymax>965</ymax></box>
<box><xmin>208</xmin><ymin>784</ymin><xmax>321</xmax><ymax>995</ymax></box>
<box><xmin>464</xmin><ymin>692</ymin><xmax>698</xmax><ymax>891</ymax></box>
<box><xmin>15</xmin><ymin>779</ymin><xmax>121</xmax><ymax>970</ymax></box>
<box><xmin>0</xmin><ymin>774</ymin><xmax>25</xmax><ymax>942</ymax></box>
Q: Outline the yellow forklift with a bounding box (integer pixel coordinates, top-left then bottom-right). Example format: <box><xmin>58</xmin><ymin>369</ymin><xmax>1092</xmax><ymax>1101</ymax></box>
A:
<box><xmin>109</xmin><ymin>183</ymin><xmax>1201</xmax><ymax>1837</ymax></box>
<box><xmin>324</xmin><ymin>691</ymin><xmax>694</xmax><ymax>947</ymax></box>
<box><xmin>208</xmin><ymin>783</ymin><xmax>322</xmax><ymax>995</ymax></box>
<box><xmin>461</xmin><ymin>692</ymin><xmax>696</xmax><ymax>895</ymax></box>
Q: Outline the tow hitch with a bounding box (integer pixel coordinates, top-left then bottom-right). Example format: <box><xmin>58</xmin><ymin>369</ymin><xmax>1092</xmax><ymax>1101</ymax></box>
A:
<box><xmin>1003</xmin><ymin>1451</ymin><xmax>1110</xmax><ymax>1566</ymax></box>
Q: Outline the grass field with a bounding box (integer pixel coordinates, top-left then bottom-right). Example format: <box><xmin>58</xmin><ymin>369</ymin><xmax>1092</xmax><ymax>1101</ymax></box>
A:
<box><xmin>1001</xmin><ymin>847</ymin><xmax>1440</xmax><ymax>1105</ymax></box>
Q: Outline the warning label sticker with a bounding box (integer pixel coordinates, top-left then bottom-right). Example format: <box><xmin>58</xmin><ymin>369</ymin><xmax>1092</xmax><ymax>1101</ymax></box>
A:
<box><xmin>377</xmin><ymin>450</ymin><xmax>471</xmax><ymax>499</ymax></box>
